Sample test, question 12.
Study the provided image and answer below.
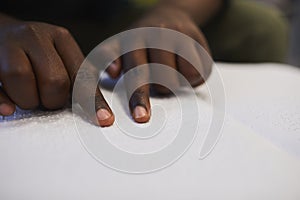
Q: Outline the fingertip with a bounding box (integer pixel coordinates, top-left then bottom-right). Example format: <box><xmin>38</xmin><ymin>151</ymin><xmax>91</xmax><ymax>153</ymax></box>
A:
<box><xmin>133</xmin><ymin>105</ymin><xmax>150</xmax><ymax>123</ymax></box>
<box><xmin>96</xmin><ymin>108</ymin><xmax>115</xmax><ymax>127</ymax></box>
<box><xmin>106</xmin><ymin>62</ymin><xmax>121</xmax><ymax>79</ymax></box>
<box><xmin>0</xmin><ymin>103</ymin><xmax>15</xmax><ymax>116</ymax></box>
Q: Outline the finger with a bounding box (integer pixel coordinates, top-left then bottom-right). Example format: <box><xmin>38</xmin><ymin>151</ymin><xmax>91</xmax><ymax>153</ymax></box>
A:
<box><xmin>0</xmin><ymin>46</ymin><xmax>39</xmax><ymax>110</ymax></box>
<box><xmin>176</xmin><ymin>36</ymin><xmax>211</xmax><ymax>87</ymax></box>
<box><xmin>106</xmin><ymin>58</ymin><xmax>122</xmax><ymax>79</ymax></box>
<box><xmin>95</xmin><ymin>40</ymin><xmax>122</xmax><ymax>79</ymax></box>
<box><xmin>122</xmin><ymin>49</ymin><xmax>150</xmax><ymax>123</ymax></box>
<box><xmin>52</xmin><ymin>27</ymin><xmax>84</xmax><ymax>84</ymax></box>
<box><xmin>191</xmin><ymin>29</ymin><xmax>213</xmax><ymax>80</ymax></box>
<box><xmin>148</xmin><ymin>49</ymin><xmax>180</xmax><ymax>94</ymax></box>
<box><xmin>0</xmin><ymin>88</ymin><xmax>15</xmax><ymax>116</ymax></box>
<box><xmin>95</xmin><ymin>92</ymin><xmax>115</xmax><ymax>127</ymax></box>
<box><xmin>177</xmin><ymin>54</ymin><xmax>205</xmax><ymax>87</ymax></box>
<box><xmin>53</xmin><ymin>28</ymin><xmax>114</xmax><ymax>126</ymax></box>
<box><xmin>74</xmin><ymin>62</ymin><xmax>115</xmax><ymax>127</ymax></box>
<box><xmin>190</xmin><ymin>27</ymin><xmax>211</xmax><ymax>55</ymax></box>
<box><xmin>23</xmin><ymin>35</ymin><xmax>70</xmax><ymax>110</ymax></box>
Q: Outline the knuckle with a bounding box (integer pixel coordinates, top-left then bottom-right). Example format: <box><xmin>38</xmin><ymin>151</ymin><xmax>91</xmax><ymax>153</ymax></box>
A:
<box><xmin>20</xmin><ymin>23</ymin><xmax>35</xmax><ymax>32</ymax></box>
<box><xmin>157</xmin><ymin>23</ymin><xmax>167</xmax><ymax>28</ymax></box>
<box><xmin>173</xmin><ymin>23</ymin><xmax>185</xmax><ymax>32</ymax></box>
<box><xmin>15</xmin><ymin>22</ymin><xmax>45</xmax><ymax>41</ymax></box>
<box><xmin>43</xmin><ymin>76</ymin><xmax>70</xmax><ymax>94</ymax></box>
<box><xmin>19</xmin><ymin>23</ymin><xmax>39</xmax><ymax>35</ymax></box>
<box><xmin>2</xmin><ymin>66</ymin><xmax>33</xmax><ymax>80</ymax></box>
<box><xmin>54</xmin><ymin>26</ymin><xmax>71</xmax><ymax>37</ymax></box>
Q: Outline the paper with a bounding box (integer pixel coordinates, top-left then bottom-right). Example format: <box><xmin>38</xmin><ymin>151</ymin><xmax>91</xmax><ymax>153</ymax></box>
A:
<box><xmin>0</xmin><ymin>63</ymin><xmax>300</xmax><ymax>199</ymax></box>
<box><xmin>220</xmin><ymin>63</ymin><xmax>300</xmax><ymax>158</ymax></box>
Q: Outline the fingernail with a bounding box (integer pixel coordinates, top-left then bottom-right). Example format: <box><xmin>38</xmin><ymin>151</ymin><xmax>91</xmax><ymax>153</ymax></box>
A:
<box><xmin>133</xmin><ymin>106</ymin><xmax>147</xmax><ymax>119</ymax></box>
<box><xmin>0</xmin><ymin>104</ymin><xmax>14</xmax><ymax>116</ymax></box>
<box><xmin>97</xmin><ymin>108</ymin><xmax>111</xmax><ymax>121</ymax></box>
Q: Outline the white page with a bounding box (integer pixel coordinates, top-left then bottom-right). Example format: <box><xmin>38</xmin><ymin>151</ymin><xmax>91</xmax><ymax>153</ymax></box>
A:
<box><xmin>219</xmin><ymin>63</ymin><xmax>300</xmax><ymax>158</ymax></box>
<box><xmin>0</xmin><ymin>63</ymin><xmax>300</xmax><ymax>199</ymax></box>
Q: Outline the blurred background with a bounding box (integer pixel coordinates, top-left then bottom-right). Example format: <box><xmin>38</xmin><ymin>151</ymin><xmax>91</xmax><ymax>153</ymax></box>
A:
<box><xmin>1</xmin><ymin>0</ymin><xmax>300</xmax><ymax>66</ymax></box>
<box><xmin>252</xmin><ymin>0</ymin><xmax>300</xmax><ymax>67</ymax></box>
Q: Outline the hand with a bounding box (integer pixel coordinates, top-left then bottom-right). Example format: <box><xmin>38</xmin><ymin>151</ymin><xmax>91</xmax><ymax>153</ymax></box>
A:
<box><xmin>105</xmin><ymin>5</ymin><xmax>212</xmax><ymax>123</ymax></box>
<box><xmin>0</xmin><ymin>7</ymin><xmax>212</xmax><ymax>127</ymax></box>
<box><xmin>0</xmin><ymin>18</ymin><xmax>115</xmax><ymax>126</ymax></box>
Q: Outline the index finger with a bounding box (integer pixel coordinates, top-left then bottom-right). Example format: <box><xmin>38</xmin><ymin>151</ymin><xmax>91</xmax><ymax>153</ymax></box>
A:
<box><xmin>122</xmin><ymin>49</ymin><xmax>151</xmax><ymax>123</ymax></box>
<box><xmin>53</xmin><ymin>27</ymin><xmax>114</xmax><ymax>126</ymax></box>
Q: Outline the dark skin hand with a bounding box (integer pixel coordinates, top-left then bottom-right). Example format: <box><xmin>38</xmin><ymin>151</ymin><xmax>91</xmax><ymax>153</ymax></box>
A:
<box><xmin>0</xmin><ymin>0</ymin><xmax>222</xmax><ymax>127</ymax></box>
<box><xmin>106</xmin><ymin>5</ymin><xmax>212</xmax><ymax>123</ymax></box>
<box><xmin>0</xmin><ymin>16</ymin><xmax>115</xmax><ymax>126</ymax></box>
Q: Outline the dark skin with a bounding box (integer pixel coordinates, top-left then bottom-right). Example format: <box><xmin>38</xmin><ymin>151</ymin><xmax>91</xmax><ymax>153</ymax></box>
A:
<box><xmin>0</xmin><ymin>0</ymin><xmax>222</xmax><ymax>127</ymax></box>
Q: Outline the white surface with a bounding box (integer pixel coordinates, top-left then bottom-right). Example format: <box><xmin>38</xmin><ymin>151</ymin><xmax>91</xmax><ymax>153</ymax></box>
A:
<box><xmin>0</xmin><ymin>63</ymin><xmax>300</xmax><ymax>199</ymax></box>
<box><xmin>221</xmin><ymin>63</ymin><xmax>300</xmax><ymax>157</ymax></box>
